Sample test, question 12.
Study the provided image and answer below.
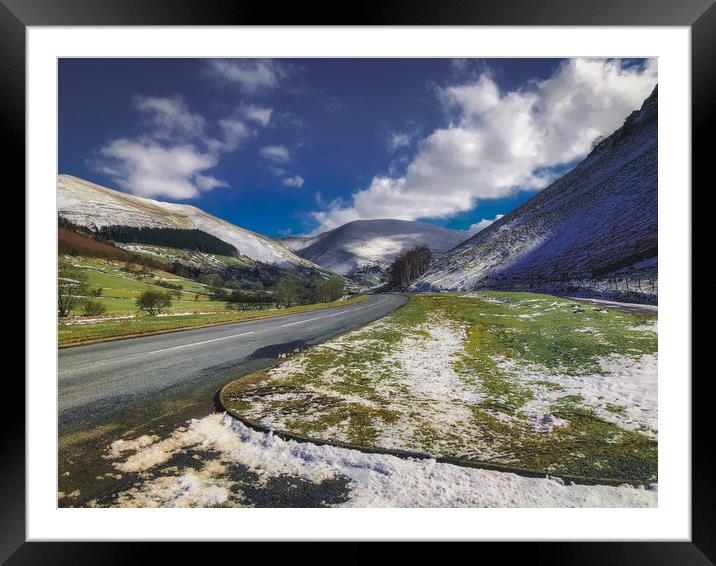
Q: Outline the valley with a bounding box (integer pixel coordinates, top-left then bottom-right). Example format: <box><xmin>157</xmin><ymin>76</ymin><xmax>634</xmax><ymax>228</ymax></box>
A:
<box><xmin>54</xmin><ymin>83</ymin><xmax>660</xmax><ymax>509</ymax></box>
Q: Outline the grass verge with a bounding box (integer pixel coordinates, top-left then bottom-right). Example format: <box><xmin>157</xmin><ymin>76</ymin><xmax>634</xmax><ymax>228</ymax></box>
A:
<box><xmin>221</xmin><ymin>292</ymin><xmax>657</xmax><ymax>484</ymax></box>
<box><xmin>59</xmin><ymin>295</ymin><xmax>369</xmax><ymax>347</ymax></box>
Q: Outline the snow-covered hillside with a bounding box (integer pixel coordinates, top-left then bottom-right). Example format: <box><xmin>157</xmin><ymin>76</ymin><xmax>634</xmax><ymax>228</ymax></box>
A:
<box><xmin>413</xmin><ymin>86</ymin><xmax>658</xmax><ymax>301</ymax></box>
<box><xmin>57</xmin><ymin>175</ymin><xmax>317</xmax><ymax>268</ymax></box>
<box><xmin>284</xmin><ymin>219</ymin><xmax>469</xmax><ymax>277</ymax></box>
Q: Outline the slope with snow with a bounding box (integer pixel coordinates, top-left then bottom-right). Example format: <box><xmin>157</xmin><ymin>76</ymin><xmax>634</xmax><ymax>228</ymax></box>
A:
<box><xmin>57</xmin><ymin>175</ymin><xmax>317</xmax><ymax>268</ymax></box>
<box><xmin>414</xmin><ymin>86</ymin><xmax>658</xmax><ymax>298</ymax></box>
<box><xmin>284</xmin><ymin>219</ymin><xmax>469</xmax><ymax>277</ymax></box>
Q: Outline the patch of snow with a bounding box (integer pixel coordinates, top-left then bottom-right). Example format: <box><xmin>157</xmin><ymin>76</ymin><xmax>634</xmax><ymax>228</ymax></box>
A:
<box><xmin>497</xmin><ymin>353</ymin><xmax>658</xmax><ymax>437</ymax></box>
<box><xmin>100</xmin><ymin>413</ymin><xmax>657</xmax><ymax>508</ymax></box>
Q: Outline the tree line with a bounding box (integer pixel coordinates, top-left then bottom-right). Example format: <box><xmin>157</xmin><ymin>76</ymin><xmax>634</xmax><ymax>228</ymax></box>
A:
<box><xmin>387</xmin><ymin>245</ymin><xmax>432</xmax><ymax>288</ymax></box>
<box><xmin>225</xmin><ymin>275</ymin><xmax>345</xmax><ymax>310</ymax></box>
<box><xmin>97</xmin><ymin>226</ymin><xmax>237</xmax><ymax>256</ymax></box>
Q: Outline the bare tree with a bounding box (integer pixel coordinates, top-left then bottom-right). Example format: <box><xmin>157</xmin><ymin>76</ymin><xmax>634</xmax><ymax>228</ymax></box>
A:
<box><xmin>58</xmin><ymin>259</ymin><xmax>89</xmax><ymax>317</ymax></box>
<box><xmin>274</xmin><ymin>276</ymin><xmax>304</xmax><ymax>308</ymax></box>
<box><xmin>387</xmin><ymin>246</ymin><xmax>432</xmax><ymax>288</ymax></box>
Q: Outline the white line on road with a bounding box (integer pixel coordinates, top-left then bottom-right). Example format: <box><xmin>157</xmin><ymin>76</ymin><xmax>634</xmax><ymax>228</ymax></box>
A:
<box><xmin>61</xmin><ymin>296</ymin><xmax>395</xmax><ymax>375</ymax></box>
<box><xmin>279</xmin><ymin>297</ymin><xmax>389</xmax><ymax>327</ymax></box>
<box><xmin>148</xmin><ymin>331</ymin><xmax>256</xmax><ymax>354</ymax></box>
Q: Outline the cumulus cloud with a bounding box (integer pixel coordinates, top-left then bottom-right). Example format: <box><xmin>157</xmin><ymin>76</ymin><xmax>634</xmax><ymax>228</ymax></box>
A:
<box><xmin>260</xmin><ymin>145</ymin><xmax>291</xmax><ymax>163</ymax></box>
<box><xmin>467</xmin><ymin>214</ymin><xmax>504</xmax><ymax>234</ymax></box>
<box><xmin>94</xmin><ymin>96</ymin><xmax>251</xmax><ymax>199</ymax></box>
<box><xmin>282</xmin><ymin>175</ymin><xmax>305</xmax><ymax>188</ymax></box>
<box><xmin>97</xmin><ymin>140</ymin><xmax>224</xmax><ymax>199</ymax></box>
<box><xmin>206</xmin><ymin>59</ymin><xmax>292</xmax><ymax>94</ymax></box>
<box><xmin>309</xmin><ymin>58</ymin><xmax>657</xmax><ymax>233</ymax></box>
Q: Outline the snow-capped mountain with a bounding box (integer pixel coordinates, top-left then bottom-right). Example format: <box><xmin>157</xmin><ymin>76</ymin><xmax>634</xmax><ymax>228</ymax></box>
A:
<box><xmin>57</xmin><ymin>175</ymin><xmax>317</xmax><ymax>269</ymax></box>
<box><xmin>413</xmin><ymin>86</ymin><xmax>658</xmax><ymax>296</ymax></box>
<box><xmin>283</xmin><ymin>219</ymin><xmax>470</xmax><ymax>276</ymax></box>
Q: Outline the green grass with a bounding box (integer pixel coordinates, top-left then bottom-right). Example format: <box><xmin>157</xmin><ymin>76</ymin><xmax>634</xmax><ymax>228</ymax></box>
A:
<box><xmin>223</xmin><ymin>292</ymin><xmax>658</xmax><ymax>483</ymax></box>
<box><xmin>59</xmin><ymin>256</ymin><xmax>369</xmax><ymax>345</ymax></box>
<box><xmin>430</xmin><ymin>292</ymin><xmax>657</xmax><ymax>375</ymax></box>
<box><xmin>59</xmin><ymin>295</ymin><xmax>369</xmax><ymax>346</ymax></box>
<box><xmin>70</xmin><ymin>257</ymin><xmax>213</xmax><ymax>302</ymax></box>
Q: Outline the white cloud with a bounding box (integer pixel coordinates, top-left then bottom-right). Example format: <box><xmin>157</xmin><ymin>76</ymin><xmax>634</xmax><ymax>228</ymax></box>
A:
<box><xmin>195</xmin><ymin>174</ymin><xmax>228</xmax><ymax>192</ymax></box>
<box><xmin>95</xmin><ymin>96</ymin><xmax>251</xmax><ymax>199</ymax></box>
<box><xmin>467</xmin><ymin>214</ymin><xmax>504</xmax><ymax>234</ymax></box>
<box><xmin>387</xmin><ymin>131</ymin><xmax>412</xmax><ymax>153</ymax></box>
<box><xmin>282</xmin><ymin>175</ymin><xmax>305</xmax><ymax>188</ymax></box>
<box><xmin>134</xmin><ymin>95</ymin><xmax>206</xmax><ymax>142</ymax></box>
<box><xmin>210</xmin><ymin>118</ymin><xmax>252</xmax><ymax>153</ymax></box>
<box><xmin>260</xmin><ymin>145</ymin><xmax>291</xmax><ymax>163</ymax></box>
<box><xmin>206</xmin><ymin>59</ymin><xmax>291</xmax><ymax>94</ymax></box>
<box><xmin>97</xmin><ymin>139</ymin><xmax>224</xmax><ymax>199</ymax></box>
<box><xmin>310</xmin><ymin>58</ymin><xmax>657</xmax><ymax>232</ymax></box>
<box><xmin>241</xmin><ymin>104</ymin><xmax>273</xmax><ymax>126</ymax></box>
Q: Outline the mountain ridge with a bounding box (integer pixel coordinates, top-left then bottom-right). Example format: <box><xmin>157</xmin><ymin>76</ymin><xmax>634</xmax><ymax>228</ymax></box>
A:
<box><xmin>413</xmin><ymin>85</ymin><xmax>658</xmax><ymax>301</ymax></box>
<box><xmin>57</xmin><ymin>174</ymin><xmax>319</xmax><ymax>269</ymax></box>
<box><xmin>282</xmin><ymin>218</ymin><xmax>470</xmax><ymax>278</ymax></box>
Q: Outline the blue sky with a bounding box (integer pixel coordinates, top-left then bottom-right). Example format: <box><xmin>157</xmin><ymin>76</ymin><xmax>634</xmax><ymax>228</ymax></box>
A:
<box><xmin>59</xmin><ymin>58</ymin><xmax>656</xmax><ymax>238</ymax></box>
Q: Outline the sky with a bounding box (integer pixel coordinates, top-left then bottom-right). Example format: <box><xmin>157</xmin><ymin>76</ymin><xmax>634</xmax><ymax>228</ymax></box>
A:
<box><xmin>58</xmin><ymin>58</ymin><xmax>657</xmax><ymax>238</ymax></box>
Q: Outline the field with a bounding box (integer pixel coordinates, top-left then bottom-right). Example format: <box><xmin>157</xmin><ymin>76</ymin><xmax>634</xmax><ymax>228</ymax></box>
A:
<box><xmin>61</xmin><ymin>256</ymin><xmax>221</xmax><ymax>313</ymax></box>
<box><xmin>223</xmin><ymin>292</ymin><xmax>658</xmax><ymax>484</ymax></box>
<box><xmin>58</xmin><ymin>256</ymin><xmax>367</xmax><ymax>346</ymax></box>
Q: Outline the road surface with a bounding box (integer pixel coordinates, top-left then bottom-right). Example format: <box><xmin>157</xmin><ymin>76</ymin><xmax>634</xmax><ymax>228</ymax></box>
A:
<box><xmin>566</xmin><ymin>296</ymin><xmax>657</xmax><ymax>317</ymax></box>
<box><xmin>58</xmin><ymin>294</ymin><xmax>407</xmax><ymax>433</ymax></box>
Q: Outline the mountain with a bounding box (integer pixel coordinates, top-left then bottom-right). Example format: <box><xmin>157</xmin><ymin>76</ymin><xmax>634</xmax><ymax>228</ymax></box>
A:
<box><xmin>57</xmin><ymin>175</ymin><xmax>317</xmax><ymax>269</ymax></box>
<box><xmin>413</xmin><ymin>86</ymin><xmax>658</xmax><ymax>300</ymax></box>
<box><xmin>283</xmin><ymin>219</ymin><xmax>469</xmax><ymax>277</ymax></box>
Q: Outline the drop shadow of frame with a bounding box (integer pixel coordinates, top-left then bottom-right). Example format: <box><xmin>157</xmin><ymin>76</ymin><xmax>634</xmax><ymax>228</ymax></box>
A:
<box><xmin>7</xmin><ymin>0</ymin><xmax>709</xmax><ymax>561</ymax></box>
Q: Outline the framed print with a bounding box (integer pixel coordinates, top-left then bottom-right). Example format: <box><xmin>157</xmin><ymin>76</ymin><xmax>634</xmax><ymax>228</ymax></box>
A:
<box><xmin>7</xmin><ymin>0</ymin><xmax>710</xmax><ymax>560</ymax></box>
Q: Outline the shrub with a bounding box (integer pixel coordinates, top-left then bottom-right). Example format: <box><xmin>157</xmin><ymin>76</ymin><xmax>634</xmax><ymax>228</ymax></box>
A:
<box><xmin>82</xmin><ymin>299</ymin><xmax>106</xmax><ymax>316</ymax></box>
<box><xmin>136</xmin><ymin>290</ymin><xmax>173</xmax><ymax>316</ymax></box>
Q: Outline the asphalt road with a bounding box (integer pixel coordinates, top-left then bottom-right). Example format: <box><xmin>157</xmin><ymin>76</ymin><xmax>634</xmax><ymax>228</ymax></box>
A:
<box><xmin>58</xmin><ymin>294</ymin><xmax>407</xmax><ymax>434</ymax></box>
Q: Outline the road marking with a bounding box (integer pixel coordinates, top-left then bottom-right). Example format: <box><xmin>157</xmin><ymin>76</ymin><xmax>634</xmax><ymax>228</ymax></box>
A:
<box><xmin>148</xmin><ymin>331</ymin><xmax>255</xmax><ymax>354</ymax></box>
<box><xmin>279</xmin><ymin>297</ymin><xmax>390</xmax><ymax>327</ymax></box>
<box><xmin>60</xmin><ymin>296</ymin><xmax>397</xmax><ymax>375</ymax></box>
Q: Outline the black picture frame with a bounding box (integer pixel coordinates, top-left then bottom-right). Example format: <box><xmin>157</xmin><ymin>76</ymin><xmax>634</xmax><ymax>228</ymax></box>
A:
<box><xmin>6</xmin><ymin>0</ymin><xmax>708</xmax><ymax>561</ymax></box>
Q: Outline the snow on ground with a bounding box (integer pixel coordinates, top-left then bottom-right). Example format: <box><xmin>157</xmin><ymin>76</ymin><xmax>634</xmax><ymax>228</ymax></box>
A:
<box><xmin>234</xmin><ymin>314</ymin><xmax>500</xmax><ymax>458</ymax></box>
<box><xmin>498</xmin><ymin>353</ymin><xmax>658</xmax><ymax>437</ymax></box>
<box><xmin>231</xmin><ymin>296</ymin><xmax>658</xmax><ymax>466</ymax></box>
<box><xmin>58</xmin><ymin>174</ymin><xmax>314</xmax><ymax>268</ymax></box>
<box><xmin>292</xmin><ymin>219</ymin><xmax>468</xmax><ymax>276</ymax></box>
<box><xmin>98</xmin><ymin>413</ymin><xmax>656</xmax><ymax>508</ymax></box>
<box><xmin>376</xmin><ymin>319</ymin><xmax>489</xmax><ymax>455</ymax></box>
